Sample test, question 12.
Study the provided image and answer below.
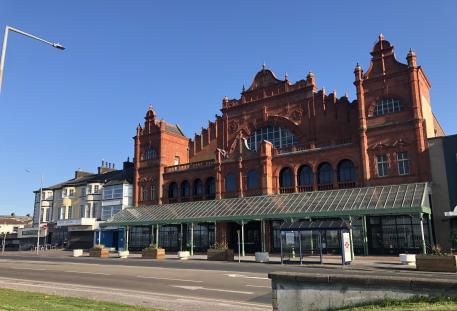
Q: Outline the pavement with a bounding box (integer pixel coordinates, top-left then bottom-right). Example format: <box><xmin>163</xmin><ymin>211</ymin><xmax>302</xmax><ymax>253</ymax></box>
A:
<box><xmin>0</xmin><ymin>250</ymin><xmax>456</xmax><ymax>311</ymax></box>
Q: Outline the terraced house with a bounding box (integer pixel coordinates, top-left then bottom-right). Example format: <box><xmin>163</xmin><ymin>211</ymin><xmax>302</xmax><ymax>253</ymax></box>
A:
<box><xmin>105</xmin><ymin>35</ymin><xmax>446</xmax><ymax>256</ymax></box>
<box><xmin>32</xmin><ymin>161</ymin><xmax>133</xmax><ymax>249</ymax></box>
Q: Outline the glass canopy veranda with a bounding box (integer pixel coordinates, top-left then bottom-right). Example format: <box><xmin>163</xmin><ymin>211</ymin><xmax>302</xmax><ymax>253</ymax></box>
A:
<box><xmin>102</xmin><ymin>182</ymin><xmax>431</xmax><ymax>227</ymax></box>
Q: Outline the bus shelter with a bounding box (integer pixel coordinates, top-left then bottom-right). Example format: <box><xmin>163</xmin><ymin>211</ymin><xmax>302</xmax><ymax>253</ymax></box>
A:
<box><xmin>279</xmin><ymin>219</ymin><xmax>351</xmax><ymax>265</ymax></box>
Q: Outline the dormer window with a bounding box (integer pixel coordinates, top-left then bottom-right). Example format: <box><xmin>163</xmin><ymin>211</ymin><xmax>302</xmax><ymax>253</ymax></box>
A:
<box><xmin>373</xmin><ymin>98</ymin><xmax>403</xmax><ymax>117</ymax></box>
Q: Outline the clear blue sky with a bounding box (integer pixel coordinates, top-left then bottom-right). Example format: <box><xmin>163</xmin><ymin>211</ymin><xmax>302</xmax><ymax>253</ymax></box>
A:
<box><xmin>1</xmin><ymin>1</ymin><xmax>456</xmax><ymax>216</ymax></box>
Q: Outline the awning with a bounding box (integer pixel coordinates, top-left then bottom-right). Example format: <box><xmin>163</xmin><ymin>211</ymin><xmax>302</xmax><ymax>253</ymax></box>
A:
<box><xmin>101</xmin><ymin>182</ymin><xmax>431</xmax><ymax>227</ymax></box>
<box><xmin>279</xmin><ymin>219</ymin><xmax>350</xmax><ymax>231</ymax></box>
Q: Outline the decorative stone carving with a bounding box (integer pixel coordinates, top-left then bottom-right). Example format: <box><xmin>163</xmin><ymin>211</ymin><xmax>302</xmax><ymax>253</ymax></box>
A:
<box><xmin>291</xmin><ymin>109</ymin><xmax>303</xmax><ymax>122</ymax></box>
<box><xmin>229</xmin><ymin>120</ymin><xmax>238</xmax><ymax>133</ymax></box>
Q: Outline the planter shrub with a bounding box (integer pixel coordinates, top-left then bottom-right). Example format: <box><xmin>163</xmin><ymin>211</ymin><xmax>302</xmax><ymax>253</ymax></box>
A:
<box><xmin>142</xmin><ymin>244</ymin><xmax>165</xmax><ymax>259</ymax></box>
<box><xmin>89</xmin><ymin>245</ymin><xmax>109</xmax><ymax>258</ymax></box>
<box><xmin>207</xmin><ymin>249</ymin><xmax>234</xmax><ymax>261</ymax></box>
<box><xmin>416</xmin><ymin>255</ymin><xmax>457</xmax><ymax>272</ymax></box>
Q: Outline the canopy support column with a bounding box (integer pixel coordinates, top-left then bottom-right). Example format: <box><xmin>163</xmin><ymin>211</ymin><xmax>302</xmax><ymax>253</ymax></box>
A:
<box><xmin>125</xmin><ymin>226</ymin><xmax>129</xmax><ymax>251</ymax></box>
<box><xmin>180</xmin><ymin>224</ymin><xmax>183</xmax><ymax>251</ymax></box>
<box><xmin>260</xmin><ymin>220</ymin><xmax>265</xmax><ymax>252</ymax></box>
<box><xmin>318</xmin><ymin>231</ymin><xmax>323</xmax><ymax>264</ymax></box>
<box><xmin>99</xmin><ymin>230</ymin><xmax>102</xmax><ymax>245</ymax></box>
<box><xmin>362</xmin><ymin>216</ymin><xmax>368</xmax><ymax>256</ymax></box>
<box><xmin>420</xmin><ymin>214</ymin><xmax>426</xmax><ymax>255</ymax></box>
<box><xmin>156</xmin><ymin>224</ymin><xmax>159</xmax><ymax>247</ymax></box>
<box><xmin>280</xmin><ymin>231</ymin><xmax>283</xmax><ymax>265</ymax></box>
<box><xmin>93</xmin><ymin>231</ymin><xmax>97</xmax><ymax>247</ymax></box>
<box><xmin>349</xmin><ymin>216</ymin><xmax>354</xmax><ymax>260</ymax></box>
<box><xmin>214</xmin><ymin>221</ymin><xmax>217</xmax><ymax>247</ymax></box>
<box><xmin>241</xmin><ymin>220</ymin><xmax>245</xmax><ymax>257</ymax></box>
<box><xmin>427</xmin><ymin>214</ymin><xmax>435</xmax><ymax>248</ymax></box>
<box><xmin>190</xmin><ymin>223</ymin><xmax>194</xmax><ymax>256</ymax></box>
<box><xmin>151</xmin><ymin>225</ymin><xmax>154</xmax><ymax>246</ymax></box>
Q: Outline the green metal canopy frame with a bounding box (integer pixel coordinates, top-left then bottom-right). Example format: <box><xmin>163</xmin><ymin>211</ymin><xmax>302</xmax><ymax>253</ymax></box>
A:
<box><xmin>101</xmin><ymin>182</ymin><xmax>431</xmax><ymax>227</ymax></box>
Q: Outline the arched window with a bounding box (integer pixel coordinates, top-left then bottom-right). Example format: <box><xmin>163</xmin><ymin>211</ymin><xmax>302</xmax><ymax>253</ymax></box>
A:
<box><xmin>225</xmin><ymin>173</ymin><xmax>236</xmax><ymax>193</ymax></box>
<box><xmin>373</xmin><ymin>98</ymin><xmax>403</xmax><ymax>117</ymax></box>
<box><xmin>151</xmin><ymin>184</ymin><xmax>156</xmax><ymax>201</ymax></box>
<box><xmin>205</xmin><ymin>177</ymin><xmax>215</xmax><ymax>199</ymax></box>
<box><xmin>246</xmin><ymin>126</ymin><xmax>298</xmax><ymax>151</ymax></box>
<box><xmin>181</xmin><ymin>180</ymin><xmax>190</xmax><ymax>198</ymax></box>
<box><xmin>193</xmin><ymin>179</ymin><xmax>203</xmax><ymax>198</ymax></box>
<box><xmin>317</xmin><ymin>163</ymin><xmax>333</xmax><ymax>190</ymax></box>
<box><xmin>247</xmin><ymin>170</ymin><xmax>259</xmax><ymax>190</ymax></box>
<box><xmin>337</xmin><ymin>160</ymin><xmax>356</xmax><ymax>186</ymax></box>
<box><xmin>297</xmin><ymin>165</ymin><xmax>313</xmax><ymax>191</ymax></box>
<box><xmin>168</xmin><ymin>182</ymin><xmax>178</xmax><ymax>200</ymax></box>
<box><xmin>279</xmin><ymin>167</ymin><xmax>294</xmax><ymax>191</ymax></box>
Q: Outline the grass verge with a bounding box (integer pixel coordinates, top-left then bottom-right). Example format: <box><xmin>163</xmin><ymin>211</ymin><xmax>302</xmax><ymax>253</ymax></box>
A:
<box><xmin>334</xmin><ymin>296</ymin><xmax>457</xmax><ymax>310</ymax></box>
<box><xmin>0</xmin><ymin>288</ymin><xmax>162</xmax><ymax>311</ymax></box>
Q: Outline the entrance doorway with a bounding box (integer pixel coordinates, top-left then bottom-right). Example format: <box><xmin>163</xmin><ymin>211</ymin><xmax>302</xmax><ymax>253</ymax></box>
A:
<box><xmin>228</xmin><ymin>221</ymin><xmax>261</xmax><ymax>254</ymax></box>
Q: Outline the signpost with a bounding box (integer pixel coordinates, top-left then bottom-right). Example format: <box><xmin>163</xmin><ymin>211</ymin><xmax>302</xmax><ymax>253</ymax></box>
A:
<box><xmin>341</xmin><ymin>232</ymin><xmax>352</xmax><ymax>265</ymax></box>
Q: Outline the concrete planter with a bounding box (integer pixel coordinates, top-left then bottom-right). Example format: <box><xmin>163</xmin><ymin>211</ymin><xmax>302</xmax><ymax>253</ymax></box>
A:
<box><xmin>142</xmin><ymin>248</ymin><xmax>165</xmax><ymax>259</ymax></box>
<box><xmin>73</xmin><ymin>249</ymin><xmax>83</xmax><ymax>257</ymax></box>
<box><xmin>255</xmin><ymin>252</ymin><xmax>269</xmax><ymax>263</ymax></box>
<box><xmin>207</xmin><ymin>249</ymin><xmax>234</xmax><ymax>261</ymax></box>
<box><xmin>89</xmin><ymin>248</ymin><xmax>109</xmax><ymax>258</ymax></box>
<box><xmin>399</xmin><ymin>254</ymin><xmax>416</xmax><ymax>266</ymax></box>
<box><xmin>178</xmin><ymin>251</ymin><xmax>190</xmax><ymax>260</ymax></box>
<box><xmin>416</xmin><ymin>255</ymin><xmax>457</xmax><ymax>272</ymax></box>
<box><xmin>118</xmin><ymin>250</ymin><xmax>129</xmax><ymax>259</ymax></box>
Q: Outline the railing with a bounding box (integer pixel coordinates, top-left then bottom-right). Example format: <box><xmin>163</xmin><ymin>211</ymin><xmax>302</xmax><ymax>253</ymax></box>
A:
<box><xmin>279</xmin><ymin>187</ymin><xmax>295</xmax><ymax>194</ymax></box>
<box><xmin>164</xmin><ymin>159</ymin><xmax>215</xmax><ymax>173</ymax></box>
<box><xmin>276</xmin><ymin>138</ymin><xmax>352</xmax><ymax>155</ymax></box>
<box><xmin>317</xmin><ymin>184</ymin><xmax>334</xmax><ymax>191</ymax></box>
<box><xmin>338</xmin><ymin>181</ymin><xmax>356</xmax><ymax>189</ymax></box>
<box><xmin>298</xmin><ymin>185</ymin><xmax>313</xmax><ymax>192</ymax></box>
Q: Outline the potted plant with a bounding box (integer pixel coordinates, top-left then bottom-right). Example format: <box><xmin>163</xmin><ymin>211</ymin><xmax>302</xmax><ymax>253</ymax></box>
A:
<box><xmin>142</xmin><ymin>243</ymin><xmax>165</xmax><ymax>259</ymax></box>
<box><xmin>207</xmin><ymin>241</ymin><xmax>234</xmax><ymax>261</ymax></box>
<box><xmin>89</xmin><ymin>244</ymin><xmax>109</xmax><ymax>258</ymax></box>
<box><xmin>416</xmin><ymin>245</ymin><xmax>457</xmax><ymax>273</ymax></box>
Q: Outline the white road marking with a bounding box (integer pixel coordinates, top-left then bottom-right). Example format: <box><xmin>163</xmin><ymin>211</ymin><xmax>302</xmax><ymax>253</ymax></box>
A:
<box><xmin>64</xmin><ymin>270</ymin><xmax>111</xmax><ymax>276</ymax></box>
<box><xmin>172</xmin><ymin>285</ymin><xmax>253</xmax><ymax>295</ymax></box>
<box><xmin>11</xmin><ymin>267</ymin><xmax>48</xmax><ymax>271</ymax></box>
<box><xmin>225</xmin><ymin>273</ymin><xmax>269</xmax><ymax>280</ymax></box>
<box><xmin>136</xmin><ymin>275</ymin><xmax>203</xmax><ymax>283</ymax></box>
<box><xmin>246</xmin><ymin>285</ymin><xmax>271</xmax><ymax>289</ymax></box>
<box><xmin>0</xmin><ymin>276</ymin><xmax>269</xmax><ymax>309</ymax></box>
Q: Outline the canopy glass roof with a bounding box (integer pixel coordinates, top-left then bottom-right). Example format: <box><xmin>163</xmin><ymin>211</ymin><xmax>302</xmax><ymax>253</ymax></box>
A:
<box><xmin>102</xmin><ymin>182</ymin><xmax>430</xmax><ymax>227</ymax></box>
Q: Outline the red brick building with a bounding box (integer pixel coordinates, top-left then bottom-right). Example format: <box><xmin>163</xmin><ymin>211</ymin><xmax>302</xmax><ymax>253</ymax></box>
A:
<box><xmin>128</xmin><ymin>35</ymin><xmax>443</xmax><ymax>255</ymax></box>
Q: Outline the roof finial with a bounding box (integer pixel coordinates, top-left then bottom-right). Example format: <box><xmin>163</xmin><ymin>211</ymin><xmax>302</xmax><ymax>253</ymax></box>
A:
<box><xmin>284</xmin><ymin>72</ymin><xmax>288</xmax><ymax>81</ymax></box>
<box><xmin>262</xmin><ymin>62</ymin><xmax>266</xmax><ymax>70</ymax></box>
<box><xmin>148</xmin><ymin>104</ymin><xmax>153</xmax><ymax>111</ymax></box>
<box><xmin>242</xmin><ymin>85</ymin><xmax>245</xmax><ymax>93</ymax></box>
<box><xmin>379</xmin><ymin>33</ymin><xmax>384</xmax><ymax>41</ymax></box>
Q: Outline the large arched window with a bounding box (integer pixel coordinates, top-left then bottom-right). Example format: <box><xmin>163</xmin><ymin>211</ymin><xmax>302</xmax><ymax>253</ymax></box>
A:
<box><xmin>317</xmin><ymin>163</ymin><xmax>333</xmax><ymax>190</ymax></box>
<box><xmin>225</xmin><ymin>173</ymin><xmax>236</xmax><ymax>193</ymax></box>
<box><xmin>337</xmin><ymin>160</ymin><xmax>356</xmax><ymax>186</ymax></box>
<box><xmin>193</xmin><ymin>179</ymin><xmax>203</xmax><ymax>198</ymax></box>
<box><xmin>247</xmin><ymin>170</ymin><xmax>259</xmax><ymax>190</ymax></box>
<box><xmin>246</xmin><ymin>126</ymin><xmax>298</xmax><ymax>151</ymax></box>
<box><xmin>205</xmin><ymin>177</ymin><xmax>215</xmax><ymax>199</ymax></box>
<box><xmin>168</xmin><ymin>182</ymin><xmax>178</xmax><ymax>200</ymax></box>
<box><xmin>373</xmin><ymin>98</ymin><xmax>403</xmax><ymax>117</ymax></box>
<box><xmin>181</xmin><ymin>180</ymin><xmax>190</xmax><ymax>199</ymax></box>
<box><xmin>297</xmin><ymin>165</ymin><xmax>313</xmax><ymax>191</ymax></box>
<box><xmin>279</xmin><ymin>167</ymin><xmax>294</xmax><ymax>192</ymax></box>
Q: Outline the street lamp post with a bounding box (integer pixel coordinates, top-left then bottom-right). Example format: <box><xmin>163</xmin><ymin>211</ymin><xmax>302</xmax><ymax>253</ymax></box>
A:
<box><xmin>26</xmin><ymin>169</ymin><xmax>44</xmax><ymax>255</ymax></box>
<box><xmin>0</xmin><ymin>25</ymin><xmax>65</xmax><ymax>94</ymax></box>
